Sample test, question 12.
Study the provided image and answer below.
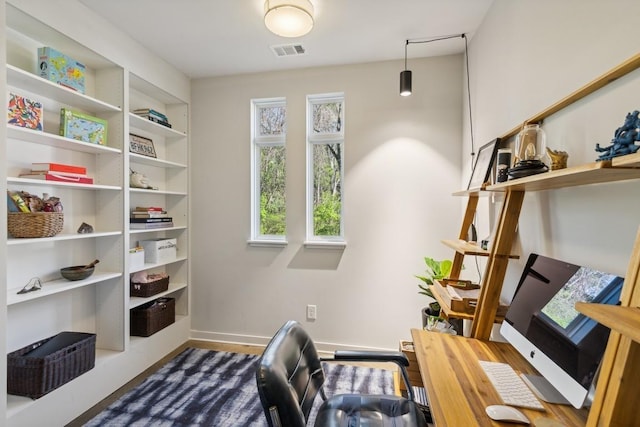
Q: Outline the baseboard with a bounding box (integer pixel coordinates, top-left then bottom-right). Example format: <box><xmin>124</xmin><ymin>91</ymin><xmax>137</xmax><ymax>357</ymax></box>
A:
<box><xmin>189</xmin><ymin>329</ymin><xmax>395</xmax><ymax>353</ymax></box>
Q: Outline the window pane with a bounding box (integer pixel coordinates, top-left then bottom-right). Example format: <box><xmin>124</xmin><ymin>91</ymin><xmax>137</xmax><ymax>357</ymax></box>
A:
<box><xmin>313</xmin><ymin>143</ymin><xmax>342</xmax><ymax>236</ymax></box>
<box><xmin>259</xmin><ymin>106</ymin><xmax>286</xmax><ymax>136</ymax></box>
<box><xmin>260</xmin><ymin>145</ymin><xmax>286</xmax><ymax>235</ymax></box>
<box><xmin>313</xmin><ymin>102</ymin><xmax>342</xmax><ymax>134</ymax></box>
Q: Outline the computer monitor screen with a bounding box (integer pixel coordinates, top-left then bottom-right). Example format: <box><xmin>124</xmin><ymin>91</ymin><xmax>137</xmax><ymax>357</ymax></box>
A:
<box><xmin>500</xmin><ymin>253</ymin><xmax>623</xmax><ymax>408</ymax></box>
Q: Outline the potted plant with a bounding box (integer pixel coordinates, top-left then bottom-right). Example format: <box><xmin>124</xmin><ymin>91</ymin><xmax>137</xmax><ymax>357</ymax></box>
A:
<box><xmin>415</xmin><ymin>257</ymin><xmax>452</xmax><ymax>327</ymax></box>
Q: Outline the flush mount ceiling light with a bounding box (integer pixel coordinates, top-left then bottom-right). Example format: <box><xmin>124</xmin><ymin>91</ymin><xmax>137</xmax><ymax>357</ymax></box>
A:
<box><xmin>264</xmin><ymin>0</ymin><xmax>314</xmax><ymax>38</ymax></box>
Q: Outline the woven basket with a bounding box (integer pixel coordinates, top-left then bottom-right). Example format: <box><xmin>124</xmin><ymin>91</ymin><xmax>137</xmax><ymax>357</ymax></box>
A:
<box><xmin>8</xmin><ymin>212</ymin><xmax>64</xmax><ymax>238</ymax></box>
<box><xmin>130</xmin><ymin>276</ymin><xmax>170</xmax><ymax>297</ymax></box>
<box><xmin>130</xmin><ymin>298</ymin><xmax>175</xmax><ymax>337</ymax></box>
<box><xmin>7</xmin><ymin>332</ymin><xmax>96</xmax><ymax>399</ymax></box>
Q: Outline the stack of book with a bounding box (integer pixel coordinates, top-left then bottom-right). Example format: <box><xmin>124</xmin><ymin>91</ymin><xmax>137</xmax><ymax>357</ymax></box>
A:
<box><xmin>132</xmin><ymin>108</ymin><xmax>172</xmax><ymax>128</ymax></box>
<box><xmin>19</xmin><ymin>162</ymin><xmax>93</xmax><ymax>184</ymax></box>
<box><xmin>130</xmin><ymin>206</ymin><xmax>173</xmax><ymax>229</ymax></box>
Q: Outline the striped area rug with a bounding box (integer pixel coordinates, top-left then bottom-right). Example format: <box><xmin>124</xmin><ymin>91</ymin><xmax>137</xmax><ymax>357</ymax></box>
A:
<box><xmin>84</xmin><ymin>348</ymin><xmax>394</xmax><ymax>426</ymax></box>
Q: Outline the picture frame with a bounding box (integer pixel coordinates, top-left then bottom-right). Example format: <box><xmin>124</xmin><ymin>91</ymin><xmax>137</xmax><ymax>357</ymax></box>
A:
<box><xmin>129</xmin><ymin>133</ymin><xmax>156</xmax><ymax>158</ymax></box>
<box><xmin>467</xmin><ymin>138</ymin><xmax>501</xmax><ymax>190</ymax></box>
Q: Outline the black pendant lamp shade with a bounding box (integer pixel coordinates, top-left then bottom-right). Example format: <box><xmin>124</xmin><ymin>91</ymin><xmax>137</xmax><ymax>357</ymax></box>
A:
<box><xmin>400</xmin><ymin>69</ymin><xmax>412</xmax><ymax>97</ymax></box>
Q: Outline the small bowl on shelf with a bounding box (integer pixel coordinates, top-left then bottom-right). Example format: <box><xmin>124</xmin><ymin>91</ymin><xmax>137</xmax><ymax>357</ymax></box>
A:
<box><xmin>60</xmin><ymin>259</ymin><xmax>99</xmax><ymax>281</ymax></box>
<box><xmin>60</xmin><ymin>266</ymin><xmax>94</xmax><ymax>281</ymax></box>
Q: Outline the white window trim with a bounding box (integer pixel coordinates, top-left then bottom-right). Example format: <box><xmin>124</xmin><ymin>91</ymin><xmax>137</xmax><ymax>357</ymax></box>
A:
<box><xmin>249</xmin><ymin>97</ymin><xmax>287</xmax><ymax>246</ymax></box>
<box><xmin>306</xmin><ymin>93</ymin><xmax>346</xmax><ymax>244</ymax></box>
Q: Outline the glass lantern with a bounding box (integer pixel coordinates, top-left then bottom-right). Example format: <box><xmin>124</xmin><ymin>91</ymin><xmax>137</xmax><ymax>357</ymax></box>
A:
<box><xmin>515</xmin><ymin>123</ymin><xmax>547</xmax><ymax>165</ymax></box>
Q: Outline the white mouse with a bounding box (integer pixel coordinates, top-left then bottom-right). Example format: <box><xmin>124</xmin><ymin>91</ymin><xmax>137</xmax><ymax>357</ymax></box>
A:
<box><xmin>485</xmin><ymin>405</ymin><xmax>530</xmax><ymax>424</ymax></box>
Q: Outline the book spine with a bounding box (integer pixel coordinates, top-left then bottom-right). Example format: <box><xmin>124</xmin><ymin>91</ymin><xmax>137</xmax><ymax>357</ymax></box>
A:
<box><xmin>129</xmin><ymin>217</ymin><xmax>173</xmax><ymax>223</ymax></box>
<box><xmin>134</xmin><ymin>206</ymin><xmax>165</xmax><ymax>211</ymax></box>
<box><xmin>130</xmin><ymin>222</ymin><xmax>174</xmax><ymax>229</ymax></box>
<box><xmin>144</xmin><ymin>115</ymin><xmax>172</xmax><ymax>128</ymax></box>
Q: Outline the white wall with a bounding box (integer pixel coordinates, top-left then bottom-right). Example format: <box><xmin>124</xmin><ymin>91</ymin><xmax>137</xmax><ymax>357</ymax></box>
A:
<box><xmin>190</xmin><ymin>57</ymin><xmax>463</xmax><ymax>350</ymax></box>
<box><xmin>465</xmin><ymin>0</ymin><xmax>640</xmax><ymax>324</ymax></box>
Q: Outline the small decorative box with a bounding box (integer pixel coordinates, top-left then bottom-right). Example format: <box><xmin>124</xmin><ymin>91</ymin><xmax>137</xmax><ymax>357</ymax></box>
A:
<box><xmin>60</xmin><ymin>108</ymin><xmax>108</xmax><ymax>145</ymax></box>
<box><xmin>139</xmin><ymin>238</ymin><xmax>177</xmax><ymax>264</ymax></box>
<box><xmin>8</xmin><ymin>92</ymin><xmax>43</xmax><ymax>130</ymax></box>
<box><xmin>38</xmin><ymin>46</ymin><xmax>86</xmax><ymax>93</ymax></box>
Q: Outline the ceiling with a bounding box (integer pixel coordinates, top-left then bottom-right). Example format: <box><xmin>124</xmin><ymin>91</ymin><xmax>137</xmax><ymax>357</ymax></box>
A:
<box><xmin>79</xmin><ymin>0</ymin><xmax>494</xmax><ymax>79</ymax></box>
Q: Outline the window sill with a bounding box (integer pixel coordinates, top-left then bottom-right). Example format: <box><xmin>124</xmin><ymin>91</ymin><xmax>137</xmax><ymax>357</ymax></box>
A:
<box><xmin>303</xmin><ymin>240</ymin><xmax>347</xmax><ymax>249</ymax></box>
<box><xmin>247</xmin><ymin>239</ymin><xmax>288</xmax><ymax>248</ymax></box>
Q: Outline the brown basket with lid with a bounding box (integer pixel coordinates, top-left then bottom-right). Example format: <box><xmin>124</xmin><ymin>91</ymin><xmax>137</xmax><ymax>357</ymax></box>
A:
<box><xmin>130</xmin><ymin>298</ymin><xmax>175</xmax><ymax>337</ymax></box>
<box><xmin>7</xmin><ymin>212</ymin><xmax>64</xmax><ymax>238</ymax></box>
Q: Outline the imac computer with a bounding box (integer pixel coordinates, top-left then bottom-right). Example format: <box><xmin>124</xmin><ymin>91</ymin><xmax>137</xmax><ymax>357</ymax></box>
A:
<box><xmin>500</xmin><ymin>253</ymin><xmax>624</xmax><ymax>409</ymax></box>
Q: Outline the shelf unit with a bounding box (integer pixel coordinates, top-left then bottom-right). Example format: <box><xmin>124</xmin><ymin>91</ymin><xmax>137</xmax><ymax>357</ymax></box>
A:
<box><xmin>2</xmin><ymin>4</ymin><xmax>190</xmax><ymax>425</ymax></box>
<box><xmin>440</xmin><ymin>52</ymin><xmax>640</xmax><ymax>426</ymax></box>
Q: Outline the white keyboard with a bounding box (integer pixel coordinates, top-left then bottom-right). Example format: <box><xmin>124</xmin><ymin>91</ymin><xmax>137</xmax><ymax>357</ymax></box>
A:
<box><xmin>479</xmin><ymin>360</ymin><xmax>545</xmax><ymax>411</ymax></box>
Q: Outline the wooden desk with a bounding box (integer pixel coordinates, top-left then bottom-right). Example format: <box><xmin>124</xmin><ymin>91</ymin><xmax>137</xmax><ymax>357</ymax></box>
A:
<box><xmin>411</xmin><ymin>329</ymin><xmax>589</xmax><ymax>426</ymax></box>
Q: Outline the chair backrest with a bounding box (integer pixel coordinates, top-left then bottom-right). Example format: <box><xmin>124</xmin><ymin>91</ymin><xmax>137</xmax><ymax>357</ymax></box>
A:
<box><xmin>256</xmin><ymin>320</ymin><xmax>326</xmax><ymax>427</ymax></box>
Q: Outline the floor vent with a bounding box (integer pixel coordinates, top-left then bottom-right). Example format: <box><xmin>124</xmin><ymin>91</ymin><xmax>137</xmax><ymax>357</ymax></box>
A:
<box><xmin>271</xmin><ymin>44</ymin><xmax>306</xmax><ymax>57</ymax></box>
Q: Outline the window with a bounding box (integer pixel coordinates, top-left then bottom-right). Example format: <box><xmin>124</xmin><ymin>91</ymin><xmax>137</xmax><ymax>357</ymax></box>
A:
<box><xmin>250</xmin><ymin>98</ymin><xmax>287</xmax><ymax>244</ymax></box>
<box><xmin>306</xmin><ymin>93</ymin><xmax>345</xmax><ymax>245</ymax></box>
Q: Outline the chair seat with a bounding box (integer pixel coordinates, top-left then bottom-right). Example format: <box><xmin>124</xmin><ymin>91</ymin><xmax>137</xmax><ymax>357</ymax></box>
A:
<box><xmin>315</xmin><ymin>394</ymin><xmax>427</xmax><ymax>427</ymax></box>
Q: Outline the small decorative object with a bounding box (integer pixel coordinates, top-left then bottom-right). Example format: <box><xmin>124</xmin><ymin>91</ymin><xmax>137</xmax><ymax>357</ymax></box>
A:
<box><xmin>60</xmin><ymin>259</ymin><xmax>99</xmax><ymax>281</ymax></box>
<box><xmin>7</xmin><ymin>92</ymin><xmax>43</xmax><ymax>130</ymax></box>
<box><xmin>496</xmin><ymin>148</ymin><xmax>512</xmax><ymax>183</ymax></box>
<box><xmin>77</xmin><ymin>222</ymin><xmax>94</xmax><ymax>234</ymax></box>
<box><xmin>129</xmin><ymin>133</ymin><xmax>156</xmax><ymax>158</ymax></box>
<box><xmin>508</xmin><ymin>123</ymin><xmax>549</xmax><ymax>179</ymax></box>
<box><xmin>59</xmin><ymin>108</ymin><xmax>108</xmax><ymax>145</ymax></box>
<box><xmin>129</xmin><ymin>169</ymin><xmax>158</xmax><ymax>190</ymax></box>
<box><xmin>467</xmin><ymin>138</ymin><xmax>500</xmax><ymax>190</ymax></box>
<box><xmin>595</xmin><ymin>110</ymin><xmax>640</xmax><ymax>161</ymax></box>
<box><xmin>17</xmin><ymin>277</ymin><xmax>42</xmax><ymax>295</ymax></box>
<box><xmin>546</xmin><ymin>147</ymin><xmax>569</xmax><ymax>170</ymax></box>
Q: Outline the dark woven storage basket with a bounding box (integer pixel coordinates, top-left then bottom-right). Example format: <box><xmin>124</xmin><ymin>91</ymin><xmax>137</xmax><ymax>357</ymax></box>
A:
<box><xmin>8</xmin><ymin>212</ymin><xmax>64</xmax><ymax>238</ymax></box>
<box><xmin>130</xmin><ymin>276</ymin><xmax>170</xmax><ymax>297</ymax></box>
<box><xmin>130</xmin><ymin>298</ymin><xmax>175</xmax><ymax>337</ymax></box>
<box><xmin>7</xmin><ymin>332</ymin><xmax>96</xmax><ymax>399</ymax></box>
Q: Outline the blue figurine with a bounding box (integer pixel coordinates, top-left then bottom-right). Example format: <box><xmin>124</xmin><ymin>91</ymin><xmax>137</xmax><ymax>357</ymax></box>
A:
<box><xmin>595</xmin><ymin>110</ymin><xmax>640</xmax><ymax>160</ymax></box>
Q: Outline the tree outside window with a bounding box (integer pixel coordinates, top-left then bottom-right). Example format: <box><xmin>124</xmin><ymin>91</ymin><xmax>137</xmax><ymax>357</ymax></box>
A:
<box><xmin>251</xmin><ymin>99</ymin><xmax>286</xmax><ymax>241</ymax></box>
<box><xmin>307</xmin><ymin>94</ymin><xmax>344</xmax><ymax>241</ymax></box>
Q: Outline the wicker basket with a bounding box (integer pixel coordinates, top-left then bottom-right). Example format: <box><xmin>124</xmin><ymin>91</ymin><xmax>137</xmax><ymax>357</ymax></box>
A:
<box><xmin>7</xmin><ymin>332</ymin><xmax>96</xmax><ymax>399</ymax></box>
<box><xmin>7</xmin><ymin>212</ymin><xmax>64</xmax><ymax>238</ymax></box>
<box><xmin>130</xmin><ymin>275</ymin><xmax>170</xmax><ymax>297</ymax></box>
<box><xmin>130</xmin><ymin>298</ymin><xmax>175</xmax><ymax>337</ymax></box>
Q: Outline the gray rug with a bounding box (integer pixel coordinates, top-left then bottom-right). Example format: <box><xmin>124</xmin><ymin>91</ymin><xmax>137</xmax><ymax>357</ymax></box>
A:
<box><xmin>84</xmin><ymin>348</ymin><xmax>394</xmax><ymax>426</ymax></box>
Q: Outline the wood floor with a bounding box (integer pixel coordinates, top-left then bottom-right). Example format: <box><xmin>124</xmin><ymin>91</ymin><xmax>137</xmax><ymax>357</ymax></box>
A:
<box><xmin>66</xmin><ymin>340</ymin><xmax>399</xmax><ymax>426</ymax></box>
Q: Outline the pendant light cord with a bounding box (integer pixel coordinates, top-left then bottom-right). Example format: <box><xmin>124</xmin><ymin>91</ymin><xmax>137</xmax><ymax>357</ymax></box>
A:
<box><xmin>463</xmin><ymin>34</ymin><xmax>475</xmax><ymax>159</ymax></box>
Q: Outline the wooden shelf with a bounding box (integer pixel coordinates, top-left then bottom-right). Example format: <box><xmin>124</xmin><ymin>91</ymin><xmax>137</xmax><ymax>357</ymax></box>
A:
<box><xmin>576</xmin><ymin>303</ymin><xmax>640</xmax><ymax>344</ymax></box>
<box><xmin>486</xmin><ymin>159</ymin><xmax>640</xmax><ymax>192</ymax></box>
<box><xmin>441</xmin><ymin>239</ymin><xmax>519</xmax><ymax>259</ymax></box>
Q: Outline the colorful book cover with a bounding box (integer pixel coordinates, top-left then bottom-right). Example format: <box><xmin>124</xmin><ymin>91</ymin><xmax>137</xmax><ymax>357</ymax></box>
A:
<box><xmin>60</xmin><ymin>108</ymin><xmax>108</xmax><ymax>145</ymax></box>
<box><xmin>38</xmin><ymin>47</ymin><xmax>86</xmax><ymax>93</ymax></box>
<box><xmin>7</xmin><ymin>93</ymin><xmax>43</xmax><ymax>130</ymax></box>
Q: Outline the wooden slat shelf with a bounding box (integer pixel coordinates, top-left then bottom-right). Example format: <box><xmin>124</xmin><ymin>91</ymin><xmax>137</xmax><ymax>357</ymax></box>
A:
<box><xmin>576</xmin><ymin>303</ymin><xmax>640</xmax><ymax>344</ymax></box>
<box><xmin>486</xmin><ymin>159</ymin><xmax>640</xmax><ymax>192</ymax></box>
<box><xmin>441</xmin><ymin>239</ymin><xmax>519</xmax><ymax>259</ymax></box>
<box><xmin>430</xmin><ymin>282</ymin><xmax>506</xmax><ymax>323</ymax></box>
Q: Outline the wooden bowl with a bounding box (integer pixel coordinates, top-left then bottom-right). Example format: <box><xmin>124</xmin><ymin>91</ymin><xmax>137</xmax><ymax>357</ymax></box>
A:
<box><xmin>60</xmin><ymin>266</ymin><xmax>95</xmax><ymax>281</ymax></box>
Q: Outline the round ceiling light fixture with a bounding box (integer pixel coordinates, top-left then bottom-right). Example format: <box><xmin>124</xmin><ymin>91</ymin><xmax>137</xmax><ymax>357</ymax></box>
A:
<box><xmin>264</xmin><ymin>0</ymin><xmax>314</xmax><ymax>38</ymax></box>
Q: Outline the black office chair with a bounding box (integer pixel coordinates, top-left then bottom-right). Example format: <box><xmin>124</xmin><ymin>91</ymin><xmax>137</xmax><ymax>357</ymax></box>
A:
<box><xmin>255</xmin><ymin>320</ymin><xmax>429</xmax><ymax>427</ymax></box>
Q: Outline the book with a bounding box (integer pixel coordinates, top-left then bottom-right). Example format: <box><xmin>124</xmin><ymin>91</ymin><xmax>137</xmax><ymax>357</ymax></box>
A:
<box><xmin>135</xmin><ymin>111</ymin><xmax>168</xmax><ymax>122</ymax></box>
<box><xmin>137</xmin><ymin>114</ymin><xmax>172</xmax><ymax>128</ymax></box>
<box><xmin>27</xmin><ymin>170</ymin><xmax>89</xmax><ymax>178</ymax></box>
<box><xmin>19</xmin><ymin>173</ymin><xmax>94</xmax><ymax>184</ymax></box>
<box><xmin>32</xmin><ymin>162</ymin><xmax>87</xmax><ymax>175</ymax></box>
<box><xmin>130</xmin><ymin>222</ymin><xmax>174</xmax><ymax>229</ymax></box>
<box><xmin>129</xmin><ymin>217</ymin><xmax>173</xmax><ymax>223</ymax></box>
<box><xmin>131</xmin><ymin>212</ymin><xmax>169</xmax><ymax>218</ymax></box>
<box><xmin>60</xmin><ymin>108</ymin><xmax>108</xmax><ymax>145</ymax></box>
<box><xmin>133</xmin><ymin>108</ymin><xmax>168</xmax><ymax>121</ymax></box>
<box><xmin>134</xmin><ymin>206</ymin><xmax>165</xmax><ymax>212</ymax></box>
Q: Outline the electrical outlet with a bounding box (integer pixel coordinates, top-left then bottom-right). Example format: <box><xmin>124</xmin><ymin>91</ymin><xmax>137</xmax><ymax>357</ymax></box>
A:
<box><xmin>306</xmin><ymin>304</ymin><xmax>317</xmax><ymax>320</ymax></box>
